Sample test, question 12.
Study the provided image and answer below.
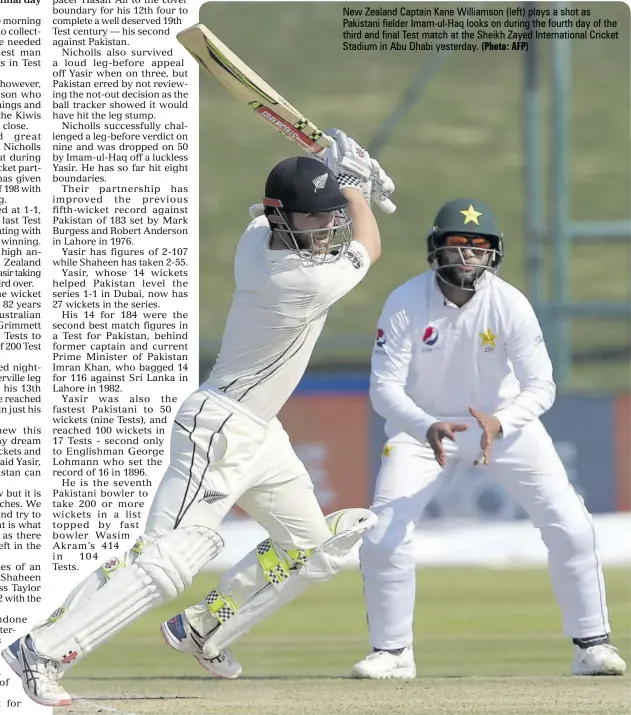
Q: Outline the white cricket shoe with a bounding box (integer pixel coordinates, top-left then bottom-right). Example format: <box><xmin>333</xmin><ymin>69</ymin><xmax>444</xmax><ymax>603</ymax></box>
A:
<box><xmin>161</xmin><ymin>613</ymin><xmax>242</xmax><ymax>679</ymax></box>
<box><xmin>350</xmin><ymin>648</ymin><xmax>416</xmax><ymax>680</ymax></box>
<box><xmin>1</xmin><ymin>636</ymin><xmax>72</xmax><ymax>707</ymax></box>
<box><xmin>571</xmin><ymin>643</ymin><xmax>627</xmax><ymax>676</ymax></box>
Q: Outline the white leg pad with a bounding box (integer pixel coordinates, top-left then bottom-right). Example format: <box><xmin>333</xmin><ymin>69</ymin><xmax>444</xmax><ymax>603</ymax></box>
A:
<box><xmin>36</xmin><ymin>537</ymin><xmax>147</xmax><ymax>631</ymax></box>
<box><xmin>201</xmin><ymin>508</ymin><xmax>376</xmax><ymax>658</ymax></box>
<box><xmin>33</xmin><ymin>526</ymin><xmax>223</xmax><ymax>665</ymax></box>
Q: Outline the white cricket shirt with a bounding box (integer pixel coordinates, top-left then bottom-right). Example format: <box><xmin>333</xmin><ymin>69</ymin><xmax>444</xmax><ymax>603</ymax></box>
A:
<box><xmin>370</xmin><ymin>270</ymin><xmax>556</xmax><ymax>442</ymax></box>
<box><xmin>206</xmin><ymin>216</ymin><xmax>370</xmax><ymax>422</ymax></box>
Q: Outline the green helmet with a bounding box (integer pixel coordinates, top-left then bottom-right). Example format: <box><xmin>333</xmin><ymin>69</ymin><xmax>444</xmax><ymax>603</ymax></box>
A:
<box><xmin>426</xmin><ymin>198</ymin><xmax>503</xmax><ymax>290</ymax></box>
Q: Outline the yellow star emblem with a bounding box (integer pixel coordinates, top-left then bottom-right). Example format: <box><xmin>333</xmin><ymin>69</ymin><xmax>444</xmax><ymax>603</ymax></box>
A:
<box><xmin>382</xmin><ymin>444</ymin><xmax>392</xmax><ymax>458</ymax></box>
<box><xmin>479</xmin><ymin>328</ymin><xmax>498</xmax><ymax>348</ymax></box>
<box><xmin>460</xmin><ymin>204</ymin><xmax>483</xmax><ymax>225</ymax></box>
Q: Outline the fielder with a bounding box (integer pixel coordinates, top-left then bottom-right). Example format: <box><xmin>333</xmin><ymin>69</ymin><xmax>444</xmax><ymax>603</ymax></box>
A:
<box><xmin>351</xmin><ymin>198</ymin><xmax>626</xmax><ymax>680</ymax></box>
<box><xmin>3</xmin><ymin>130</ymin><xmax>394</xmax><ymax>707</ymax></box>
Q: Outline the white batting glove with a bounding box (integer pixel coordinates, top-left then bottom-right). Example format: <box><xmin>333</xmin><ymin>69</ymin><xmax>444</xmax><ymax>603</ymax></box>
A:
<box><xmin>321</xmin><ymin>128</ymin><xmax>397</xmax><ymax>214</ymax></box>
<box><xmin>370</xmin><ymin>158</ymin><xmax>395</xmax><ymax>208</ymax></box>
<box><xmin>321</xmin><ymin>128</ymin><xmax>373</xmax><ymax>182</ymax></box>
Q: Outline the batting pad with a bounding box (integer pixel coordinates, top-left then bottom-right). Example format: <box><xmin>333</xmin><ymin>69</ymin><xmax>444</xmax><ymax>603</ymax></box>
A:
<box><xmin>33</xmin><ymin>526</ymin><xmax>224</xmax><ymax>665</ymax></box>
<box><xmin>201</xmin><ymin>508</ymin><xmax>376</xmax><ymax>657</ymax></box>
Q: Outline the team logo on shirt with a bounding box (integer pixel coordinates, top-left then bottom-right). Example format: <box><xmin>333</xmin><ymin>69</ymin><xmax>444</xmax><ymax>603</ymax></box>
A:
<box><xmin>479</xmin><ymin>327</ymin><xmax>498</xmax><ymax>352</ymax></box>
<box><xmin>422</xmin><ymin>325</ymin><xmax>439</xmax><ymax>346</ymax></box>
<box><xmin>346</xmin><ymin>249</ymin><xmax>363</xmax><ymax>270</ymax></box>
<box><xmin>199</xmin><ymin>489</ymin><xmax>228</xmax><ymax>506</ymax></box>
<box><xmin>375</xmin><ymin>328</ymin><xmax>386</xmax><ymax>348</ymax></box>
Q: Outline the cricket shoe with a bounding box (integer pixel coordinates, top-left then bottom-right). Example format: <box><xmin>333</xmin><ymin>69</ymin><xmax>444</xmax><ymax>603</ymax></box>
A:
<box><xmin>571</xmin><ymin>643</ymin><xmax>626</xmax><ymax>676</ymax></box>
<box><xmin>1</xmin><ymin>636</ymin><xmax>72</xmax><ymax>707</ymax></box>
<box><xmin>161</xmin><ymin>613</ymin><xmax>242</xmax><ymax>679</ymax></box>
<box><xmin>2</xmin><ymin>637</ymin><xmax>66</xmax><ymax>681</ymax></box>
<box><xmin>350</xmin><ymin>648</ymin><xmax>416</xmax><ymax>680</ymax></box>
<box><xmin>1</xmin><ymin>612</ymin><xmax>69</xmax><ymax>681</ymax></box>
<box><xmin>2</xmin><ymin>638</ymin><xmax>24</xmax><ymax>678</ymax></box>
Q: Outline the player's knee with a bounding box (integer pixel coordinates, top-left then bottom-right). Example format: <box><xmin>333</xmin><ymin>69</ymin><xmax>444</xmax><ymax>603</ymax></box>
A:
<box><xmin>538</xmin><ymin>491</ymin><xmax>596</xmax><ymax>559</ymax></box>
<box><xmin>136</xmin><ymin>525</ymin><xmax>224</xmax><ymax>600</ymax></box>
<box><xmin>543</xmin><ymin>518</ymin><xmax>595</xmax><ymax>560</ymax></box>
<box><xmin>359</xmin><ymin>505</ymin><xmax>415</xmax><ymax>571</ymax></box>
<box><xmin>359</xmin><ymin>534</ymin><xmax>415</xmax><ymax>576</ymax></box>
<box><xmin>99</xmin><ymin>535</ymin><xmax>147</xmax><ymax>581</ymax></box>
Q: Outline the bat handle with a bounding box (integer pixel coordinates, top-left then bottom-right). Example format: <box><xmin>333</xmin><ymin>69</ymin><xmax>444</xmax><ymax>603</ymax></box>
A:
<box><xmin>373</xmin><ymin>195</ymin><xmax>397</xmax><ymax>214</ymax></box>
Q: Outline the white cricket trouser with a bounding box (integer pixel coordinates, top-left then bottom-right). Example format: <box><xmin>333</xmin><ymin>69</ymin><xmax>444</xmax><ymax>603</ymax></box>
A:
<box><xmin>145</xmin><ymin>385</ymin><xmax>332</xmax><ymax>550</ymax></box>
<box><xmin>33</xmin><ymin>385</ymin><xmax>332</xmax><ymax>668</ymax></box>
<box><xmin>360</xmin><ymin>419</ymin><xmax>611</xmax><ymax>650</ymax></box>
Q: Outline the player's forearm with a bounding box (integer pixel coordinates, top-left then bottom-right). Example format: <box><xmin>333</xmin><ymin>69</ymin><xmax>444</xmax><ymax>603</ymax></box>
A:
<box><xmin>493</xmin><ymin>377</ymin><xmax>556</xmax><ymax>438</ymax></box>
<box><xmin>343</xmin><ymin>188</ymin><xmax>381</xmax><ymax>265</ymax></box>
<box><xmin>370</xmin><ymin>380</ymin><xmax>436</xmax><ymax>443</ymax></box>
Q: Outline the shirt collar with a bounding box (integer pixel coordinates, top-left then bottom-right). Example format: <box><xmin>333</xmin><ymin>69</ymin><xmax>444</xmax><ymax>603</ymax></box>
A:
<box><xmin>430</xmin><ymin>271</ymin><xmax>485</xmax><ymax>310</ymax></box>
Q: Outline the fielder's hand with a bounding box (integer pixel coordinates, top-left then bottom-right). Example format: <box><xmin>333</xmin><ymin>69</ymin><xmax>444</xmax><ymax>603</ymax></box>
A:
<box><xmin>426</xmin><ymin>421</ymin><xmax>468</xmax><ymax>468</ymax></box>
<box><xmin>469</xmin><ymin>406</ymin><xmax>502</xmax><ymax>466</ymax></box>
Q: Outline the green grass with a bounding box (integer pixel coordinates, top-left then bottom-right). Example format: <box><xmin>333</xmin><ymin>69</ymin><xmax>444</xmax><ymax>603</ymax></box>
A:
<box><xmin>195</xmin><ymin>2</ymin><xmax>630</xmax><ymax>391</ymax></box>
<box><xmin>67</xmin><ymin>568</ymin><xmax>630</xmax><ymax>679</ymax></box>
<box><xmin>59</xmin><ymin>568</ymin><xmax>630</xmax><ymax>714</ymax></box>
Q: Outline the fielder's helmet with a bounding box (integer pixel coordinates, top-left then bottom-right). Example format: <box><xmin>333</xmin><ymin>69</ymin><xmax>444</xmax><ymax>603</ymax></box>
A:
<box><xmin>427</xmin><ymin>198</ymin><xmax>503</xmax><ymax>289</ymax></box>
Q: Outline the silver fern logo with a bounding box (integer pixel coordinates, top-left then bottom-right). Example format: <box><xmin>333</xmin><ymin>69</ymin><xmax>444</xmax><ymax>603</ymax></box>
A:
<box><xmin>312</xmin><ymin>173</ymin><xmax>328</xmax><ymax>192</ymax></box>
<box><xmin>199</xmin><ymin>489</ymin><xmax>227</xmax><ymax>506</ymax></box>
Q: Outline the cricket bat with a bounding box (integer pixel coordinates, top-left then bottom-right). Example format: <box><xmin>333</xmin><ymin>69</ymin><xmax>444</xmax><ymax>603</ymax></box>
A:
<box><xmin>176</xmin><ymin>23</ymin><xmax>396</xmax><ymax>214</ymax></box>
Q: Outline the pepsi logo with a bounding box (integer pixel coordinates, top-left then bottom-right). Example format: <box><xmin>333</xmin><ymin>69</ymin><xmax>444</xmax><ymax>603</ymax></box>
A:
<box><xmin>422</xmin><ymin>326</ymin><xmax>438</xmax><ymax>346</ymax></box>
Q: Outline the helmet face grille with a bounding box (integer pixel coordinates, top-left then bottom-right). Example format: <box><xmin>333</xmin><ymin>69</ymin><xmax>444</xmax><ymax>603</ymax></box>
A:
<box><xmin>270</xmin><ymin>208</ymin><xmax>354</xmax><ymax>266</ymax></box>
<box><xmin>427</xmin><ymin>231</ymin><xmax>503</xmax><ymax>291</ymax></box>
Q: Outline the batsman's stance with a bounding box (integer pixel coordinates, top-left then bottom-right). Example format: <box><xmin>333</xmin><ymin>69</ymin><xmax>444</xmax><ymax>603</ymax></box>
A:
<box><xmin>3</xmin><ymin>130</ymin><xmax>394</xmax><ymax>706</ymax></box>
<box><xmin>351</xmin><ymin>199</ymin><xmax>626</xmax><ymax>680</ymax></box>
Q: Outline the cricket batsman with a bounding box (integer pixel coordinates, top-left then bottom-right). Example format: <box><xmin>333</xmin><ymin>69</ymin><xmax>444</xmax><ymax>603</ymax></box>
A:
<box><xmin>3</xmin><ymin>130</ymin><xmax>394</xmax><ymax>706</ymax></box>
<box><xmin>350</xmin><ymin>199</ymin><xmax>626</xmax><ymax>680</ymax></box>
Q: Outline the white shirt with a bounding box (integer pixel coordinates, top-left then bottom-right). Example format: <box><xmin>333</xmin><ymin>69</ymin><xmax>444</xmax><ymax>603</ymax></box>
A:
<box><xmin>370</xmin><ymin>270</ymin><xmax>556</xmax><ymax>442</ymax></box>
<box><xmin>206</xmin><ymin>215</ymin><xmax>370</xmax><ymax>422</ymax></box>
